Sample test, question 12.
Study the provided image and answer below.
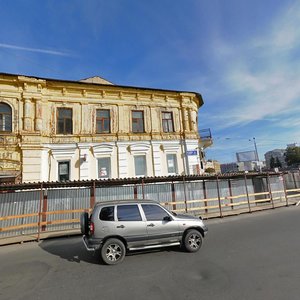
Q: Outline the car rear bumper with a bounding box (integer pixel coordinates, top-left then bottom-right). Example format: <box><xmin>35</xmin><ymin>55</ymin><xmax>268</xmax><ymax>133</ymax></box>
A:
<box><xmin>202</xmin><ymin>225</ymin><xmax>208</xmax><ymax>236</ymax></box>
<box><xmin>82</xmin><ymin>235</ymin><xmax>102</xmax><ymax>251</ymax></box>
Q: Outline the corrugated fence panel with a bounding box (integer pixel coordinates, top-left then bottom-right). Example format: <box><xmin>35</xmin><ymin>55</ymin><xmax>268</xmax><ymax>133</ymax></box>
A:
<box><xmin>218</xmin><ymin>180</ymin><xmax>231</xmax><ymax>212</ymax></box>
<box><xmin>46</xmin><ymin>188</ymin><xmax>90</xmax><ymax>232</ymax></box>
<box><xmin>284</xmin><ymin>173</ymin><xmax>295</xmax><ymax>189</ymax></box>
<box><xmin>230</xmin><ymin>179</ymin><xmax>249</xmax><ymax>209</ymax></box>
<box><xmin>173</xmin><ymin>182</ymin><xmax>188</xmax><ymax>213</ymax></box>
<box><xmin>293</xmin><ymin>172</ymin><xmax>300</xmax><ymax>188</ymax></box>
<box><xmin>205</xmin><ymin>180</ymin><xmax>220</xmax><ymax>214</ymax></box>
<box><xmin>96</xmin><ymin>185</ymin><xmax>135</xmax><ymax>202</ymax></box>
<box><xmin>0</xmin><ymin>190</ymin><xmax>40</xmax><ymax>238</ymax></box>
<box><xmin>138</xmin><ymin>182</ymin><xmax>172</xmax><ymax>202</ymax></box>
<box><xmin>187</xmin><ymin>181</ymin><xmax>205</xmax><ymax>213</ymax></box>
<box><xmin>269</xmin><ymin>176</ymin><xmax>285</xmax><ymax>204</ymax></box>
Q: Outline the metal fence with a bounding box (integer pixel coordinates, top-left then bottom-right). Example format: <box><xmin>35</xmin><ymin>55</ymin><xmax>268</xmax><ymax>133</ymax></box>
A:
<box><xmin>1</xmin><ymin>171</ymin><xmax>300</xmax><ymax>243</ymax></box>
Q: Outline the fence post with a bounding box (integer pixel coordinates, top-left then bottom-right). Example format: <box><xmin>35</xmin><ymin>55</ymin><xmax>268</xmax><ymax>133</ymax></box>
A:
<box><xmin>183</xmin><ymin>176</ymin><xmax>188</xmax><ymax>213</ymax></box>
<box><xmin>37</xmin><ymin>183</ymin><xmax>43</xmax><ymax>242</ymax></box>
<box><xmin>134</xmin><ymin>184</ymin><xmax>138</xmax><ymax>200</ymax></box>
<box><xmin>216</xmin><ymin>175</ymin><xmax>223</xmax><ymax>218</ymax></box>
<box><xmin>267</xmin><ymin>173</ymin><xmax>274</xmax><ymax>209</ymax></box>
<box><xmin>244</xmin><ymin>173</ymin><xmax>251</xmax><ymax>213</ymax></box>
<box><xmin>142</xmin><ymin>179</ymin><xmax>145</xmax><ymax>199</ymax></box>
<box><xmin>202</xmin><ymin>180</ymin><xmax>208</xmax><ymax>214</ymax></box>
<box><xmin>90</xmin><ymin>181</ymin><xmax>95</xmax><ymax>209</ymax></box>
<box><xmin>171</xmin><ymin>181</ymin><xmax>176</xmax><ymax>211</ymax></box>
<box><xmin>281</xmin><ymin>173</ymin><xmax>289</xmax><ymax>206</ymax></box>
<box><xmin>228</xmin><ymin>179</ymin><xmax>234</xmax><ymax>210</ymax></box>
<box><xmin>292</xmin><ymin>172</ymin><xmax>297</xmax><ymax>189</ymax></box>
<box><xmin>41</xmin><ymin>188</ymin><xmax>48</xmax><ymax>232</ymax></box>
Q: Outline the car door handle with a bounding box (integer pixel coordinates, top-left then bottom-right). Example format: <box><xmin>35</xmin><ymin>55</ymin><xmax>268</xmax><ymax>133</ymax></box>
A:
<box><xmin>117</xmin><ymin>225</ymin><xmax>125</xmax><ymax>229</ymax></box>
<box><xmin>147</xmin><ymin>223</ymin><xmax>155</xmax><ymax>227</ymax></box>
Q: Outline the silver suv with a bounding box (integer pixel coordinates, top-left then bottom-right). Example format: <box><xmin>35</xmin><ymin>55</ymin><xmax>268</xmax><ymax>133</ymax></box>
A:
<box><xmin>80</xmin><ymin>199</ymin><xmax>208</xmax><ymax>265</ymax></box>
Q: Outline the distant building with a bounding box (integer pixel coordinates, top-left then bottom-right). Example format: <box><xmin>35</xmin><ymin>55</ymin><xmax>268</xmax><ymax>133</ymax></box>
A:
<box><xmin>205</xmin><ymin>160</ymin><xmax>221</xmax><ymax>173</ymax></box>
<box><xmin>264</xmin><ymin>149</ymin><xmax>286</xmax><ymax>169</ymax></box>
<box><xmin>220</xmin><ymin>162</ymin><xmax>239</xmax><ymax>173</ymax></box>
<box><xmin>237</xmin><ymin>161</ymin><xmax>265</xmax><ymax>172</ymax></box>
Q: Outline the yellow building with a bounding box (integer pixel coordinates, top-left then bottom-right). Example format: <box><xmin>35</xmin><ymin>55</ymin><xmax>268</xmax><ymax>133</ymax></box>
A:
<box><xmin>0</xmin><ymin>72</ymin><xmax>210</xmax><ymax>183</ymax></box>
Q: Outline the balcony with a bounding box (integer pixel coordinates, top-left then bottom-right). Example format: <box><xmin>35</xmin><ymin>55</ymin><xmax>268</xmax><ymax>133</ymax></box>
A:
<box><xmin>198</xmin><ymin>128</ymin><xmax>213</xmax><ymax>148</ymax></box>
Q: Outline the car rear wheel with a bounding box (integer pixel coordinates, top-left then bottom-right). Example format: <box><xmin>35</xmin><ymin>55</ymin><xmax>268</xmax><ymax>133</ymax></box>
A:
<box><xmin>101</xmin><ymin>238</ymin><xmax>126</xmax><ymax>265</ymax></box>
<box><xmin>183</xmin><ymin>229</ymin><xmax>202</xmax><ymax>252</ymax></box>
<box><xmin>80</xmin><ymin>212</ymin><xmax>89</xmax><ymax>235</ymax></box>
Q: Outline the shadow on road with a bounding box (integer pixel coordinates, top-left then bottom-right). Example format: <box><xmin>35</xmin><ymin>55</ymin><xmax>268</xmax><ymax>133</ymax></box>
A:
<box><xmin>39</xmin><ymin>235</ymin><xmax>184</xmax><ymax>265</ymax></box>
<box><xmin>39</xmin><ymin>235</ymin><xmax>101</xmax><ymax>265</ymax></box>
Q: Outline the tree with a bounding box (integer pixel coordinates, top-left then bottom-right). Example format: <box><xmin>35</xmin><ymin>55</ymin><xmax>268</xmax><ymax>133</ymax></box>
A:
<box><xmin>270</xmin><ymin>156</ymin><xmax>275</xmax><ymax>168</ymax></box>
<box><xmin>285</xmin><ymin>146</ymin><xmax>300</xmax><ymax>166</ymax></box>
<box><xmin>205</xmin><ymin>167</ymin><xmax>215</xmax><ymax>174</ymax></box>
<box><xmin>275</xmin><ymin>157</ymin><xmax>282</xmax><ymax>168</ymax></box>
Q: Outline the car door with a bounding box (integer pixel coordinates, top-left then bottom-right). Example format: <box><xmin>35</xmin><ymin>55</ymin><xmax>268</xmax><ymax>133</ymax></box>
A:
<box><xmin>115</xmin><ymin>204</ymin><xmax>148</xmax><ymax>248</ymax></box>
<box><xmin>141</xmin><ymin>204</ymin><xmax>180</xmax><ymax>246</ymax></box>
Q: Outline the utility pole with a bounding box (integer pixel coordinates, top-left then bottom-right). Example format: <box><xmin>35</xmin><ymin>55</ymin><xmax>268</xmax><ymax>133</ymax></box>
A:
<box><xmin>253</xmin><ymin>137</ymin><xmax>259</xmax><ymax>161</ymax></box>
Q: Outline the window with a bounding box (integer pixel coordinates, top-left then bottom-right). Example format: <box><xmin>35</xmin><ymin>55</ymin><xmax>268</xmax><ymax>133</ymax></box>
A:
<box><xmin>134</xmin><ymin>155</ymin><xmax>147</xmax><ymax>177</ymax></box>
<box><xmin>58</xmin><ymin>161</ymin><xmax>70</xmax><ymax>181</ymax></box>
<box><xmin>0</xmin><ymin>103</ymin><xmax>12</xmax><ymax>132</ymax></box>
<box><xmin>132</xmin><ymin>111</ymin><xmax>144</xmax><ymax>133</ymax></box>
<box><xmin>98</xmin><ymin>157</ymin><xmax>111</xmax><ymax>178</ymax></box>
<box><xmin>142</xmin><ymin>204</ymin><xmax>170</xmax><ymax>221</ymax></box>
<box><xmin>100</xmin><ymin>206</ymin><xmax>115</xmax><ymax>221</ymax></box>
<box><xmin>162</xmin><ymin>112</ymin><xmax>174</xmax><ymax>132</ymax></box>
<box><xmin>96</xmin><ymin>109</ymin><xmax>110</xmax><ymax>133</ymax></box>
<box><xmin>167</xmin><ymin>154</ymin><xmax>178</xmax><ymax>174</ymax></box>
<box><xmin>117</xmin><ymin>205</ymin><xmax>142</xmax><ymax>221</ymax></box>
<box><xmin>57</xmin><ymin>108</ymin><xmax>72</xmax><ymax>134</ymax></box>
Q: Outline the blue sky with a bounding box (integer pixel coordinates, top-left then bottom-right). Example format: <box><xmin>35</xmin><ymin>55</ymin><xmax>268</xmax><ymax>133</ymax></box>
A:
<box><xmin>1</xmin><ymin>0</ymin><xmax>299</xmax><ymax>163</ymax></box>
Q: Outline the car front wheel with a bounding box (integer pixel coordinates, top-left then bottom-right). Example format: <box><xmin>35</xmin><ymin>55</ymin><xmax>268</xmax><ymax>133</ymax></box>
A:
<box><xmin>101</xmin><ymin>238</ymin><xmax>126</xmax><ymax>265</ymax></box>
<box><xmin>183</xmin><ymin>229</ymin><xmax>203</xmax><ymax>252</ymax></box>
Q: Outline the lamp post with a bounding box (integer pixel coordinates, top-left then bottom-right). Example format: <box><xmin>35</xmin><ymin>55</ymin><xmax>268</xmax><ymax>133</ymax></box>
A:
<box><xmin>253</xmin><ymin>137</ymin><xmax>259</xmax><ymax>161</ymax></box>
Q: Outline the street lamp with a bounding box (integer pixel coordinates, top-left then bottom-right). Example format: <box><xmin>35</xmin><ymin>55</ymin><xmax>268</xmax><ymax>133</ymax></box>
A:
<box><xmin>249</xmin><ymin>137</ymin><xmax>259</xmax><ymax>161</ymax></box>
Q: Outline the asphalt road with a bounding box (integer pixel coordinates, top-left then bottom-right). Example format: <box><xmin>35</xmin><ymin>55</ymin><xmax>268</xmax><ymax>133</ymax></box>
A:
<box><xmin>1</xmin><ymin>206</ymin><xmax>300</xmax><ymax>300</ymax></box>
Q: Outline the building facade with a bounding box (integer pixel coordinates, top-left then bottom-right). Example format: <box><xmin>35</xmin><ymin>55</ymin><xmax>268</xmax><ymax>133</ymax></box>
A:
<box><xmin>0</xmin><ymin>73</ymin><xmax>209</xmax><ymax>183</ymax></box>
<box><xmin>264</xmin><ymin>149</ymin><xmax>287</xmax><ymax>169</ymax></box>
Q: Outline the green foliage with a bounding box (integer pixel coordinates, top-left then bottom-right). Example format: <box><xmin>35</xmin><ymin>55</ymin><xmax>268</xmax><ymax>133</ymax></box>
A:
<box><xmin>285</xmin><ymin>146</ymin><xmax>300</xmax><ymax>166</ymax></box>
<box><xmin>270</xmin><ymin>156</ymin><xmax>275</xmax><ymax>168</ymax></box>
<box><xmin>275</xmin><ymin>157</ymin><xmax>282</xmax><ymax>168</ymax></box>
<box><xmin>205</xmin><ymin>167</ymin><xmax>215</xmax><ymax>174</ymax></box>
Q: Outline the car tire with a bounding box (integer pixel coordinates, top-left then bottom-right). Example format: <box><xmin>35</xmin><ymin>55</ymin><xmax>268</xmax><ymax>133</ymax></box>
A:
<box><xmin>80</xmin><ymin>212</ymin><xmax>89</xmax><ymax>235</ymax></box>
<box><xmin>183</xmin><ymin>229</ymin><xmax>203</xmax><ymax>252</ymax></box>
<box><xmin>101</xmin><ymin>238</ymin><xmax>126</xmax><ymax>265</ymax></box>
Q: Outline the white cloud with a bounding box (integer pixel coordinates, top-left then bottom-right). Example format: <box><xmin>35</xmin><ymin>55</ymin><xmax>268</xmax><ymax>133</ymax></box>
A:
<box><xmin>0</xmin><ymin>43</ymin><xmax>72</xmax><ymax>57</ymax></box>
<box><xmin>206</xmin><ymin>2</ymin><xmax>300</xmax><ymax>129</ymax></box>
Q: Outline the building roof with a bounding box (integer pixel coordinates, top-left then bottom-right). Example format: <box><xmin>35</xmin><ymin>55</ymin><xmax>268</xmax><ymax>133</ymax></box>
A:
<box><xmin>0</xmin><ymin>72</ymin><xmax>204</xmax><ymax>106</ymax></box>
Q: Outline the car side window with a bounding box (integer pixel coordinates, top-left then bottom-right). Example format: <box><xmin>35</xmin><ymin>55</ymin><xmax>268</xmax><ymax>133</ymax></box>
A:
<box><xmin>117</xmin><ymin>205</ymin><xmax>142</xmax><ymax>221</ymax></box>
<box><xmin>100</xmin><ymin>206</ymin><xmax>115</xmax><ymax>221</ymax></box>
<box><xmin>142</xmin><ymin>204</ymin><xmax>169</xmax><ymax>221</ymax></box>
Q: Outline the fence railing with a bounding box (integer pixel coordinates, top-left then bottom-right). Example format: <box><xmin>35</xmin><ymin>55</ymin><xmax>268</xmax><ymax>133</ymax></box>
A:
<box><xmin>1</xmin><ymin>172</ymin><xmax>300</xmax><ymax>244</ymax></box>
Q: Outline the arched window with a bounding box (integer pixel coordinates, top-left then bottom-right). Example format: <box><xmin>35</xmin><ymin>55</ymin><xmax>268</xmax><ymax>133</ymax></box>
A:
<box><xmin>0</xmin><ymin>103</ymin><xmax>12</xmax><ymax>132</ymax></box>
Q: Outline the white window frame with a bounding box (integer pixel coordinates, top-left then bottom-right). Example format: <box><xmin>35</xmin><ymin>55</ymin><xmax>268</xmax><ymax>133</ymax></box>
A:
<box><xmin>98</xmin><ymin>157</ymin><xmax>112</xmax><ymax>179</ymax></box>
<box><xmin>134</xmin><ymin>155</ymin><xmax>147</xmax><ymax>177</ymax></box>
<box><xmin>166</xmin><ymin>153</ymin><xmax>178</xmax><ymax>175</ymax></box>
<box><xmin>58</xmin><ymin>160</ymin><xmax>70</xmax><ymax>182</ymax></box>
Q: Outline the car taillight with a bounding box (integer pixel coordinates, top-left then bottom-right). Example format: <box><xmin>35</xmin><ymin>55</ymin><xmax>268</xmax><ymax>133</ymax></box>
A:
<box><xmin>89</xmin><ymin>221</ymin><xmax>94</xmax><ymax>235</ymax></box>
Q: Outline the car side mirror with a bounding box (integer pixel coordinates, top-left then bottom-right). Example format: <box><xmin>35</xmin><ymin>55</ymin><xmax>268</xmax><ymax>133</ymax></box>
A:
<box><xmin>163</xmin><ymin>215</ymin><xmax>172</xmax><ymax>222</ymax></box>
